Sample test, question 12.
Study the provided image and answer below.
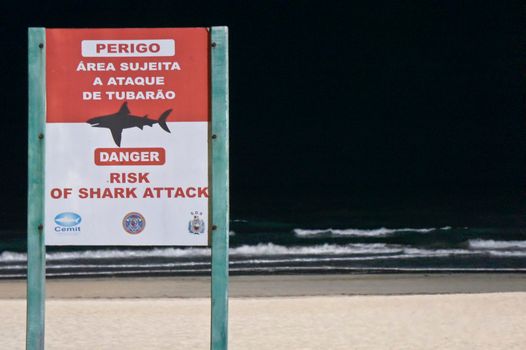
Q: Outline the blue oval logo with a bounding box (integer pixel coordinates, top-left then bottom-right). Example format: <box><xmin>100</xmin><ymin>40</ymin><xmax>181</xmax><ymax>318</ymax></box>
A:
<box><xmin>54</xmin><ymin>212</ymin><xmax>82</xmax><ymax>227</ymax></box>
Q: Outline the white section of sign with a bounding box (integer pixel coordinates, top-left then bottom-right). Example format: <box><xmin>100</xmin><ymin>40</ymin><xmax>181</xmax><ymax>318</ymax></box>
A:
<box><xmin>45</xmin><ymin>122</ymin><xmax>208</xmax><ymax>246</ymax></box>
<box><xmin>81</xmin><ymin>40</ymin><xmax>175</xmax><ymax>57</ymax></box>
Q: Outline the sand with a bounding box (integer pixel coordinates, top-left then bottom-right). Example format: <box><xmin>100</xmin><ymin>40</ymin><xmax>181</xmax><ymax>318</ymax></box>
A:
<box><xmin>1</xmin><ymin>274</ymin><xmax>526</xmax><ymax>349</ymax></box>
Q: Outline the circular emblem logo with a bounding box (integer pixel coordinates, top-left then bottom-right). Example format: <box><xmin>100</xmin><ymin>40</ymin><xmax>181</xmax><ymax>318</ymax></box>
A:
<box><xmin>122</xmin><ymin>212</ymin><xmax>146</xmax><ymax>234</ymax></box>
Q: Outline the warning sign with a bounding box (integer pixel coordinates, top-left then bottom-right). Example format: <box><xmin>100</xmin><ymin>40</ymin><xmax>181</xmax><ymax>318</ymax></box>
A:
<box><xmin>44</xmin><ymin>28</ymin><xmax>210</xmax><ymax>246</ymax></box>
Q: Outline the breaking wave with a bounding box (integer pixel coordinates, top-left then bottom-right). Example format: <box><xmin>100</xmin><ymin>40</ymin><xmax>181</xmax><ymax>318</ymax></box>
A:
<box><xmin>468</xmin><ymin>239</ymin><xmax>526</xmax><ymax>250</ymax></box>
<box><xmin>3</xmin><ymin>239</ymin><xmax>526</xmax><ymax>265</ymax></box>
<box><xmin>293</xmin><ymin>226</ymin><xmax>452</xmax><ymax>237</ymax></box>
<box><xmin>0</xmin><ymin>243</ymin><xmax>401</xmax><ymax>263</ymax></box>
<box><xmin>230</xmin><ymin>243</ymin><xmax>400</xmax><ymax>255</ymax></box>
<box><xmin>0</xmin><ymin>248</ymin><xmax>210</xmax><ymax>263</ymax></box>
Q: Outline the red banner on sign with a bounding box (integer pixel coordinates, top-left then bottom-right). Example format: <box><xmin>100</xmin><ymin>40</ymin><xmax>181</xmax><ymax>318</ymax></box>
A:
<box><xmin>94</xmin><ymin>147</ymin><xmax>166</xmax><ymax>166</ymax></box>
<box><xmin>46</xmin><ymin>28</ymin><xmax>209</xmax><ymax>123</ymax></box>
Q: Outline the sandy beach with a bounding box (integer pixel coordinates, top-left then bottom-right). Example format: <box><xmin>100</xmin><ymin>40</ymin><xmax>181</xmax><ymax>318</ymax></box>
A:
<box><xmin>1</xmin><ymin>274</ymin><xmax>526</xmax><ymax>349</ymax></box>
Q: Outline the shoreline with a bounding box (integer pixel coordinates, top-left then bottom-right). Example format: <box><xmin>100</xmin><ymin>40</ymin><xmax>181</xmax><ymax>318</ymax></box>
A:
<box><xmin>1</xmin><ymin>273</ymin><xmax>525</xmax><ymax>299</ymax></box>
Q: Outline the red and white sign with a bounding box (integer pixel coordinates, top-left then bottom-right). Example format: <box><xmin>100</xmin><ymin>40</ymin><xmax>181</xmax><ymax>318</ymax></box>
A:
<box><xmin>44</xmin><ymin>28</ymin><xmax>209</xmax><ymax>246</ymax></box>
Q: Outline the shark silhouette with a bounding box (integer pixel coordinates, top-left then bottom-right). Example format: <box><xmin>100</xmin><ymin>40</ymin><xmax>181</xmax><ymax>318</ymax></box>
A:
<box><xmin>86</xmin><ymin>102</ymin><xmax>172</xmax><ymax>146</ymax></box>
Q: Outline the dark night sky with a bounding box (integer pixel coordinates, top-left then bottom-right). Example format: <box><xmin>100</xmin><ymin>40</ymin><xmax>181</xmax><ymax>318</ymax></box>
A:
<box><xmin>0</xmin><ymin>1</ymin><xmax>525</xmax><ymax>228</ymax></box>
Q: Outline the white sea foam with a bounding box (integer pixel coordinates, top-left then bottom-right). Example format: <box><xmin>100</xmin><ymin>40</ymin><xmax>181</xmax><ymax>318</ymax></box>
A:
<box><xmin>0</xmin><ymin>243</ymin><xmax>471</xmax><ymax>264</ymax></box>
<box><xmin>468</xmin><ymin>239</ymin><xmax>526</xmax><ymax>250</ymax></box>
<box><xmin>294</xmin><ymin>226</ymin><xmax>452</xmax><ymax>237</ymax></box>
<box><xmin>2</xmin><ymin>236</ymin><xmax>526</xmax><ymax>265</ymax></box>
<box><xmin>231</xmin><ymin>243</ymin><xmax>401</xmax><ymax>256</ymax></box>
<box><xmin>0</xmin><ymin>251</ymin><xmax>478</xmax><ymax>271</ymax></box>
<box><xmin>0</xmin><ymin>251</ymin><xmax>26</xmax><ymax>262</ymax></box>
<box><xmin>402</xmin><ymin>248</ymin><xmax>472</xmax><ymax>257</ymax></box>
<box><xmin>0</xmin><ymin>243</ymin><xmax>400</xmax><ymax>263</ymax></box>
<box><xmin>0</xmin><ymin>248</ymin><xmax>211</xmax><ymax>263</ymax></box>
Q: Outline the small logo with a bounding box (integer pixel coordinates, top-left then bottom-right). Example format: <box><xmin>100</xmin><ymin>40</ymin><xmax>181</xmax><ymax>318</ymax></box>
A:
<box><xmin>54</xmin><ymin>212</ymin><xmax>82</xmax><ymax>233</ymax></box>
<box><xmin>188</xmin><ymin>211</ymin><xmax>205</xmax><ymax>235</ymax></box>
<box><xmin>123</xmin><ymin>212</ymin><xmax>146</xmax><ymax>234</ymax></box>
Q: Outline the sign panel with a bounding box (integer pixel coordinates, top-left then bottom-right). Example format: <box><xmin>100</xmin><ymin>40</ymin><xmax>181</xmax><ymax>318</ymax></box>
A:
<box><xmin>44</xmin><ymin>28</ymin><xmax>210</xmax><ymax>245</ymax></box>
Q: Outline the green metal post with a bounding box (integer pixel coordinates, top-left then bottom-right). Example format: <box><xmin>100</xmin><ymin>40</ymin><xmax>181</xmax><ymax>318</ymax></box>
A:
<box><xmin>210</xmin><ymin>26</ymin><xmax>229</xmax><ymax>350</ymax></box>
<box><xmin>27</xmin><ymin>27</ymin><xmax>46</xmax><ymax>350</ymax></box>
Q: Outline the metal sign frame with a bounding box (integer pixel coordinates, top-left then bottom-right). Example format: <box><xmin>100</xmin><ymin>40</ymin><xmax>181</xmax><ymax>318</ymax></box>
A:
<box><xmin>27</xmin><ymin>26</ymin><xmax>229</xmax><ymax>350</ymax></box>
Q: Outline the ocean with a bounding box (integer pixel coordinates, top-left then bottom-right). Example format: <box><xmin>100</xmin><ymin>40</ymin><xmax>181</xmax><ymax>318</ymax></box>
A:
<box><xmin>1</xmin><ymin>209</ymin><xmax>526</xmax><ymax>278</ymax></box>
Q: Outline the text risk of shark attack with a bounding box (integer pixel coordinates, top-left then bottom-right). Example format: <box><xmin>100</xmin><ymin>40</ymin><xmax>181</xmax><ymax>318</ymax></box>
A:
<box><xmin>49</xmin><ymin>172</ymin><xmax>209</xmax><ymax>199</ymax></box>
<box><xmin>49</xmin><ymin>186</ymin><xmax>209</xmax><ymax>199</ymax></box>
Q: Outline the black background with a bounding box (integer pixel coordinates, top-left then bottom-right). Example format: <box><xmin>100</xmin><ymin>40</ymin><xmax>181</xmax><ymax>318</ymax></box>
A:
<box><xmin>1</xmin><ymin>1</ymin><xmax>525</xmax><ymax>230</ymax></box>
